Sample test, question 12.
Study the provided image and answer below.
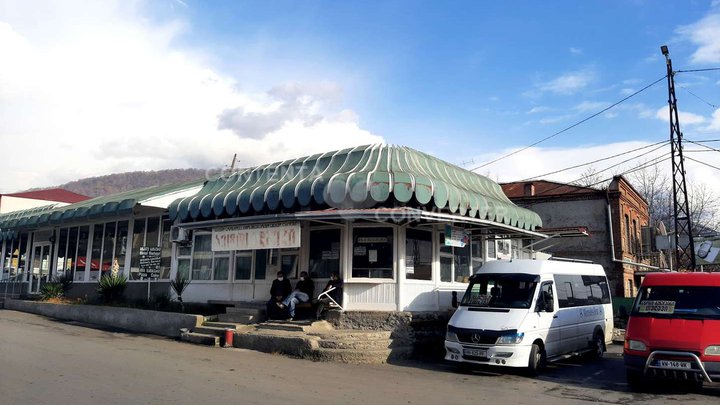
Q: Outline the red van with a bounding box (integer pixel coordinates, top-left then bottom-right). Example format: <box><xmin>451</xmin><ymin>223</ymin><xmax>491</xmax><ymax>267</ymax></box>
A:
<box><xmin>623</xmin><ymin>272</ymin><xmax>720</xmax><ymax>387</ymax></box>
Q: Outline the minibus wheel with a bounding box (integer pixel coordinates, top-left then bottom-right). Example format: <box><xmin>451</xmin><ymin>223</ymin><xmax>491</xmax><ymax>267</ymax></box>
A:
<box><xmin>527</xmin><ymin>343</ymin><xmax>546</xmax><ymax>376</ymax></box>
<box><xmin>588</xmin><ymin>331</ymin><xmax>605</xmax><ymax>360</ymax></box>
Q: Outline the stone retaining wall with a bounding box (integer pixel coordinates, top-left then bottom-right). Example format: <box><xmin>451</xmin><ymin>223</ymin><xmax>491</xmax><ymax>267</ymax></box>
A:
<box><xmin>4</xmin><ymin>299</ymin><xmax>203</xmax><ymax>338</ymax></box>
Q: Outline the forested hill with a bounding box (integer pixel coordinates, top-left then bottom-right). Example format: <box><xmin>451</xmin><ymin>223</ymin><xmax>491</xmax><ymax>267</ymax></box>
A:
<box><xmin>53</xmin><ymin>168</ymin><xmax>207</xmax><ymax>198</ymax></box>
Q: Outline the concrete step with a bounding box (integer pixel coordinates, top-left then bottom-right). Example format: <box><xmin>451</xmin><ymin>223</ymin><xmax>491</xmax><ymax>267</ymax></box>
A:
<box><xmin>202</xmin><ymin>321</ymin><xmax>243</xmax><ymax>329</ymax></box>
<box><xmin>309</xmin><ymin>330</ymin><xmax>392</xmax><ymax>340</ymax></box>
<box><xmin>217</xmin><ymin>313</ymin><xmax>258</xmax><ymax>324</ymax></box>
<box><xmin>181</xmin><ymin>332</ymin><xmax>220</xmax><ymax>347</ymax></box>
<box><xmin>310</xmin><ymin>346</ymin><xmax>413</xmax><ymax>364</ymax></box>
<box><xmin>317</xmin><ymin>338</ymin><xmax>392</xmax><ymax>351</ymax></box>
<box><xmin>193</xmin><ymin>326</ymin><xmax>230</xmax><ymax>336</ymax></box>
<box><xmin>257</xmin><ymin>320</ymin><xmax>334</xmax><ymax>333</ymax></box>
<box><xmin>225</xmin><ymin>307</ymin><xmax>266</xmax><ymax>317</ymax></box>
<box><xmin>234</xmin><ymin>331</ymin><xmax>319</xmax><ymax>357</ymax></box>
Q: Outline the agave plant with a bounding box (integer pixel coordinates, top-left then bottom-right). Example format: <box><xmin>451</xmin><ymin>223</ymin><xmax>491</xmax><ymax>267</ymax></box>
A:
<box><xmin>54</xmin><ymin>273</ymin><xmax>74</xmax><ymax>294</ymax></box>
<box><xmin>40</xmin><ymin>282</ymin><xmax>64</xmax><ymax>301</ymax></box>
<box><xmin>97</xmin><ymin>274</ymin><xmax>128</xmax><ymax>303</ymax></box>
<box><xmin>170</xmin><ymin>273</ymin><xmax>191</xmax><ymax>311</ymax></box>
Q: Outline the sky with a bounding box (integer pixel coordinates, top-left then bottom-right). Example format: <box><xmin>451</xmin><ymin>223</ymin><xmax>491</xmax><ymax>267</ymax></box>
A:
<box><xmin>1</xmin><ymin>0</ymin><xmax>719</xmax><ymax>196</ymax></box>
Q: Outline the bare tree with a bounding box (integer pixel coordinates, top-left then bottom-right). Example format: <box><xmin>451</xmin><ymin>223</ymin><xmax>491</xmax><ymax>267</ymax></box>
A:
<box><xmin>573</xmin><ymin>166</ymin><xmax>605</xmax><ymax>188</ymax></box>
<box><xmin>629</xmin><ymin>164</ymin><xmax>719</xmax><ymax>235</ymax></box>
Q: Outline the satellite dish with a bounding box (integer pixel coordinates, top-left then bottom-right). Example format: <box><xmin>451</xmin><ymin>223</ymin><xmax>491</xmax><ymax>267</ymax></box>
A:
<box><xmin>658</xmin><ymin>222</ymin><xmax>667</xmax><ymax>236</ymax></box>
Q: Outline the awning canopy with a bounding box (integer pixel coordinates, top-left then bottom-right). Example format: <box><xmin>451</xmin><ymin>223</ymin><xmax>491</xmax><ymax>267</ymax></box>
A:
<box><xmin>0</xmin><ymin>180</ymin><xmax>204</xmax><ymax>240</ymax></box>
<box><xmin>169</xmin><ymin>144</ymin><xmax>542</xmax><ymax>232</ymax></box>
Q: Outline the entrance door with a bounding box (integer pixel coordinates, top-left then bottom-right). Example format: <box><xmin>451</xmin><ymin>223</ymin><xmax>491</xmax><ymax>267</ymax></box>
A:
<box><xmin>30</xmin><ymin>243</ymin><xmax>52</xmax><ymax>294</ymax></box>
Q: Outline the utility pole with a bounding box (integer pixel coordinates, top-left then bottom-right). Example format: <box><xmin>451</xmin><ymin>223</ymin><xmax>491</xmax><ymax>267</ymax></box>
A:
<box><xmin>661</xmin><ymin>45</ymin><xmax>695</xmax><ymax>270</ymax></box>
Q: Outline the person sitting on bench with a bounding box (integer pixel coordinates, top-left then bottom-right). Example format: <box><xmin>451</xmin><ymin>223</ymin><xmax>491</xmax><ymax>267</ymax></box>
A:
<box><xmin>267</xmin><ymin>271</ymin><xmax>292</xmax><ymax>319</ymax></box>
<box><xmin>316</xmin><ymin>272</ymin><xmax>343</xmax><ymax>319</ymax></box>
<box><xmin>277</xmin><ymin>271</ymin><xmax>314</xmax><ymax>320</ymax></box>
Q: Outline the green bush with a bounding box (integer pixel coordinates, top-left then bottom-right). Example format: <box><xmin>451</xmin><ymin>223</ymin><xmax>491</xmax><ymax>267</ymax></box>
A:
<box><xmin>40</xmin><ymin>283</ymin><xmax>65</xmax><ymax>300</ymax></box>
<box><xmin>151</xmin><ymin>292</ymin><xmax>173</xmax><ymax>310</ymax></box>
<box><xmin>97</xmin><ymin>275</ymin><xmax>127</xmax><ymax>303</ymax></box>
<box><xmin>55</xmin><ymin>273</ymin><xmax>74</xmax><ymax>294</ymax></box>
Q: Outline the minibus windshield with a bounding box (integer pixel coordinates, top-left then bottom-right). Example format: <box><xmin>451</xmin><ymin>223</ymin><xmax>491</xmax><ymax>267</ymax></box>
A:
<box><xmin>632</xmin><ymin>286</ymin><xmax>720</xmax><ymax>319</ymax></box>
<box><xmin>461</xmin><ymin>273</ymin><xmax>539</xmax><ymax>309</ymax></box>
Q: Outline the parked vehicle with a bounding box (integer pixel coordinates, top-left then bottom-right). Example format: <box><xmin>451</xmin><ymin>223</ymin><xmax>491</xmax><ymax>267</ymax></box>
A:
<box><xmin>624</xmin><ymin>272</ymin><xmax>720</xmax><ymax>387</ymax></box>
<box><xmin>445</xmin><ymin>259</ymin><xmax>613</xmax><ymax>374</ymax></box>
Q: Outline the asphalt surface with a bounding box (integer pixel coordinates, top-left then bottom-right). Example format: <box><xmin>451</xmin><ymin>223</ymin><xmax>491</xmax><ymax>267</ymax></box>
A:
<box><xmin>1</xmin><ymin>310</ymin><xmax>719</xmax><ymax>405</ymax></box>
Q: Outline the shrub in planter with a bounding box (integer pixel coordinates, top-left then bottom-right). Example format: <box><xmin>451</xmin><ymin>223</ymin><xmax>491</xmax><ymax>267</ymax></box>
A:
<box><xmin>40</xmin><ymin>282</ymin><xmax>65</xmax><ymax>301</ymax></box>
<box><xmin>97</xmin><ymin>274</ymin><xmax>128</xmax><ymax>303</ymax></box>
<box><xmin>55</xmin><ymin>273</ymin><xmax>74</xmax><ymax>294</ymax></box>
<box><xmin>170</xmin><ymin>273</ymin><xmax>191</xmax><ymax>312</ymax></box>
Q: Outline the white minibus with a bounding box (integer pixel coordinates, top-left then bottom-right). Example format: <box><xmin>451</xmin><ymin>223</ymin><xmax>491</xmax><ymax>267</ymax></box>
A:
<box><xmin>445</xmin><ymin>259</ymin><xmax>613</xmax><ymax>374</ymax></box>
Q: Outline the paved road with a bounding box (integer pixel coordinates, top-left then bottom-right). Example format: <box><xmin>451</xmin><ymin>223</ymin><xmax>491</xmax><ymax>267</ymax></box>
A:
<box><xmin>1</xmin><ymin>310</ymin><xmax>718</xmax><ymax>405</ymax></box>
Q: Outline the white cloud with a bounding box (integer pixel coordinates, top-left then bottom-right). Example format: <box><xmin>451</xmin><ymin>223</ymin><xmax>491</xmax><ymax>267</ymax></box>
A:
<box><xmin>654</xmin><ymin>106</ymin><xmax>707</xmax><ymax>125</ymax></box>
<box><xmin>677</xmin><ymin>12</ymin><xmax>720</xmax><ymax>64</ymax></box>
<box><xmin>573</xmin><ymin>101</ymin><xmax>607</xmax><ymax>112</ymax></box>
<box><xmin>619</xmin><ymin>88</ymin><xmax>635</xmax><ymax>96</ymax></box>
<box><xmin>569</xmin><ymin>47</ymin><xmax>583</xmax><ymax>55</ymax></box>
<box><xmin>0</xmin><ymin>1</ymin><xmax>382</xmax><ymax>192</ymax></box>
<box><xmin>527</xmin><ymin>106</ymin><xmax>551</xmax><ymax>114</ymax></box>
<box><xmin>705</xmin><ymin>108</ymin><xmax>720</xmax><ymax>131</ymax></box>
<box><xmin>539</xmin><ymin>70</ymin><xmax>595</xmax><ymax>95</ymax></box>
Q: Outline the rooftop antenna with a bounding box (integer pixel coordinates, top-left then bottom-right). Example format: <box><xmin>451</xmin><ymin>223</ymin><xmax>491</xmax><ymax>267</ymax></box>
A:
<box><xmin>229</xmin><ymin>153</ymin><xmax>238</xmax><ymax>172</ymax></box>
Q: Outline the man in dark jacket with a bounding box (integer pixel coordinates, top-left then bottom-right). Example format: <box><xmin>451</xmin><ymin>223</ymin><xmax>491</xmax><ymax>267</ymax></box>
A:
<box><xmin>267</xmin><ymin>271</ymin><xmax>292</xmax><ymax>319</ymax></box>
<box><xmin>278</xmin><ymin>271</ymin><xmax>314</xmax><ymax>320</ymax></box>
<box><xmin>315</xmin><ymin>271</ymin><xmax>343</xmax><ymax>319</ymax></box>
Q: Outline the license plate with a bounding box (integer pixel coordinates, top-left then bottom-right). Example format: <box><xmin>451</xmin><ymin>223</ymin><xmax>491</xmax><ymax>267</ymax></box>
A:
<box><xmin>657</xmin><ymin>360</ymin><xmax>691</xmax><ymax>369</ymax></box>
<box><xmin>463</xmin><ymin>348</ymin><xmax>487</xmax><ymax>357</ymax></box>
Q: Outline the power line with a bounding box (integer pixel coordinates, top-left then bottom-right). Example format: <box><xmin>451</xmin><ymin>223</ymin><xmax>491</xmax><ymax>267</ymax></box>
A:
<box><xmin>471</xmin><ymin>75</ymin><xmax>668</xmax><ymax>171</ymax></box>
<box><xmin>677</xmin><ymin>84</ymin><xmax>719</xmax><ymax>110</ymax></box>
<box><xmin>686</xmin><ymin>138</ymin><xmax>720</xmax><ymax>143</ymax></box>
<box><xmin>685</xmin><ymin>156</ymin><xmax>720</xmax><ymax>172</ymax></box>
<box><xmin>686</xmin><ymin>139</ymin><xmax>720</xmax><ymax>153</ymax></box>
<box><xmin>520</xmin><ymin>140</ymin><xmax>668</xmax><ymax>181</ymax></box>
<box><xmin>676</xmin><ymin>67</ymin><xmax>720</xmax><ymax>73</ymax></box>
<box><xmin>531</xmin><ymin>152</ymin><xmax>669</xmax><ymax>197</ymax></box>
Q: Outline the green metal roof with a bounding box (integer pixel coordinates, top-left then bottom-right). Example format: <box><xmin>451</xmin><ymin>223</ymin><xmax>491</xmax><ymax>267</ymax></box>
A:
<box><xmin>169</xmin><ymin>144</ymin><xmax>542</xmax><ymax>231</ymax></box>
<box><xmin>0</xmin><ymin>180</ymin><xmax>204</xmax><ymax>240</ymax></box>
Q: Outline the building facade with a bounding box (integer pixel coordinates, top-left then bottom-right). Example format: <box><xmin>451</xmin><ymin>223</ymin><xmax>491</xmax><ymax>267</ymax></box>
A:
<box><xmin>0</xmin><ymin>145</ymin><xmax>544</xmax><ymax>311</ymax></box>
<box><xmin>501</xmin><ymin>176</ymin><xmax>653</xmax><ymax>298</ymax></box>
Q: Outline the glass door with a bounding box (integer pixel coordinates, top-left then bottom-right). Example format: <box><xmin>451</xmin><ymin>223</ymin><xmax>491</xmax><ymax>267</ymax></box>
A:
<box><xmin>30</xmin><ymin>243</ymin><xmax>52</xmax><ymax>294</ymax></box>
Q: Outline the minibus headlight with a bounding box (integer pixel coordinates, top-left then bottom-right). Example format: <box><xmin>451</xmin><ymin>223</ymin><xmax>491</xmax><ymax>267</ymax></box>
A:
<box><xmin>446</xmin><ymin>330</ymin><xmax>459</xmax><ymax>342</ymax></box>
<box><xmin>497</xmin><ymin>332</ymin><xmax>524</xmax><ymax>345</ymax></box>
<box><xmin>705</xmin><ymin>346</ymin><xmax>720</xmax><ymax>356</ymax></box>
<box><xmin>627</xmin><ymin>339</ymin><xmax>647</xmax><ymax>352</ymax></box>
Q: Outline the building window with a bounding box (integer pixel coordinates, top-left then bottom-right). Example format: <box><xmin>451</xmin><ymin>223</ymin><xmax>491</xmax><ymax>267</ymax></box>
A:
<box><xmin>75</xmin><ymin>226</ymin><xmax>89</xmax><ymax>281</ymax></box>
<box><xmin>405</xmin><ymin>228</ymin><xmax>432</xmax><ymax>281</ymax></box>
<box><xmin>439</xmin><ymin>233</ymin><xmax>471</xmax><ymax>283</ymax></box>
<box><xmin>308</xmin><ymin>228</ymin><xmax>341</xmax><ymax>279</ymax></box>
<box><xmin>89</xmin><ymin>224</ymin><xmax>104</xmax><ymax>281</ymax></box>
<box><xmin>624</xmin><ymin>214</ymin><xmax>630</xmax><ymax>251</ymax></box>
<box><xmin>192</xmin><ymin>233</ymin><xmax>213</xmax><ymax>280</ymax></box>
<box><xmin>129</xmin><ymin>216</ymin><xmax>169</xmax><ymax>280</ymax></box>
<box><xmin>352</xmin><ymin>227</ymin><xmax>394</xmax><ymax>279</ymax></box>
<box><xmin>234</xmin><ymin>252</ymin><xmax>252</xmax><ymax>280</ymax></box>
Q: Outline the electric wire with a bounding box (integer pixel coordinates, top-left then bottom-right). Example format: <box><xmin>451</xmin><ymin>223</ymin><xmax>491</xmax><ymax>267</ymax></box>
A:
<box><xmin>685</xmin><ymin>156</ymin><xmax>720</xmax><ymax>172</ymax></box>
<box><xmin>686</xmin><ymin>139</ymin><xmax>720</xmax><ymax>153</ymax></box>
<box><xmin>676</xmin><ymin>68</ymin><xmax>720</xmax><ymax>73</ymax></box>
<box><xmin>471</xmin><ymin>75</ymin><xmax>668</xmax><ymax>171</ymax></box>
<box><xmin>677</xmin><ymin>84</ymin><xmax>719</xmax><ymax>110</ymax></box>
<box><xmin>530</xmin><ymin>150</ymin><xmax>669</xmax><ymax>197</ymax></box>
<box><xmin>520</xmin><ymin>140</ymin><xmax>668</xmax><ymax>181</ymax></box>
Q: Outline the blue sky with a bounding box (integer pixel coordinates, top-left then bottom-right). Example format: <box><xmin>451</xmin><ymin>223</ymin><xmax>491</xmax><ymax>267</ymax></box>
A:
<box><xmin>1</xmin><ymin>0</ymin><xmax>719</xmax><ymax>193</ymax></box>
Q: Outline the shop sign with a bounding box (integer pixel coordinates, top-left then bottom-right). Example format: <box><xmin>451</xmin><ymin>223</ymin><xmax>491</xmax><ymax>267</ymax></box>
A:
<box><xmin>212</xmin><ymin>222</ymin><xmax>301</xmax><ymax>252</ymax></box>
<box><xmin>444</xmin><ymin>225</ymin><xmax>469</xmax><ymax>248</ymax></box>
<box><xmin>138</xmin><ymin>246</ymin><xmax>162</xmax><ymax>279</ymax></box>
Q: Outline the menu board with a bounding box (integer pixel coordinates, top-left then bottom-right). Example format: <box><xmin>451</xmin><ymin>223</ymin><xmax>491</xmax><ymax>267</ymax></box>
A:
<box><xmin>138</xmin><ymin>246</ymin><xmax>162</xmax><ymax>279</ymax></box>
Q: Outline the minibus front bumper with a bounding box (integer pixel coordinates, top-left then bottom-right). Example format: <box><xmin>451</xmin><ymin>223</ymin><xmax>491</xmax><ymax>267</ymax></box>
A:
<box><xmin>625</xmin><ymin>351</ymin><xmax>720</xmax><ymax>382</ymax></box>
<box><xmin>445</xmin><ymin>340</ymin><xmax>531</xmax><ymax>368</ymax></box>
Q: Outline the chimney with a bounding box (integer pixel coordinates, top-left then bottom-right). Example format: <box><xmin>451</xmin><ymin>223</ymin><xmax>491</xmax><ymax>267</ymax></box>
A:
<box><xmin>524</xmin><ymin>183</ymin><xmax>535</xmax><ymax>196</ymax></box>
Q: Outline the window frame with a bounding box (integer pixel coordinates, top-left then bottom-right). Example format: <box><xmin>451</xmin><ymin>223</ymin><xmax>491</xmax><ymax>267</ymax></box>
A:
<box><xmin>348</xmin><ymin>224</ymin><xmax>397</xmax><ymax>282</ymax></box>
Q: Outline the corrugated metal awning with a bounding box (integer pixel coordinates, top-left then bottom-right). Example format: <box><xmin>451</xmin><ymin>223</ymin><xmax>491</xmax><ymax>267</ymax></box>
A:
<box><xmin>169</xmin><ymin>144</ymin><xmax>542</xmax><ymax>231</ymax></box>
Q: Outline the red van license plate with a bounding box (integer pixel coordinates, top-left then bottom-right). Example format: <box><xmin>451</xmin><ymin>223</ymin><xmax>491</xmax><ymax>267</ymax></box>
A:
<box><xmin>657</xmin><ymin>360</ymin><xmax>691</xmax><ymax>369</ymax></box>
<box><xmin>463</xmin><ymin>349</ymin><xmax>487</xmax><ymax>357</ymax></box>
